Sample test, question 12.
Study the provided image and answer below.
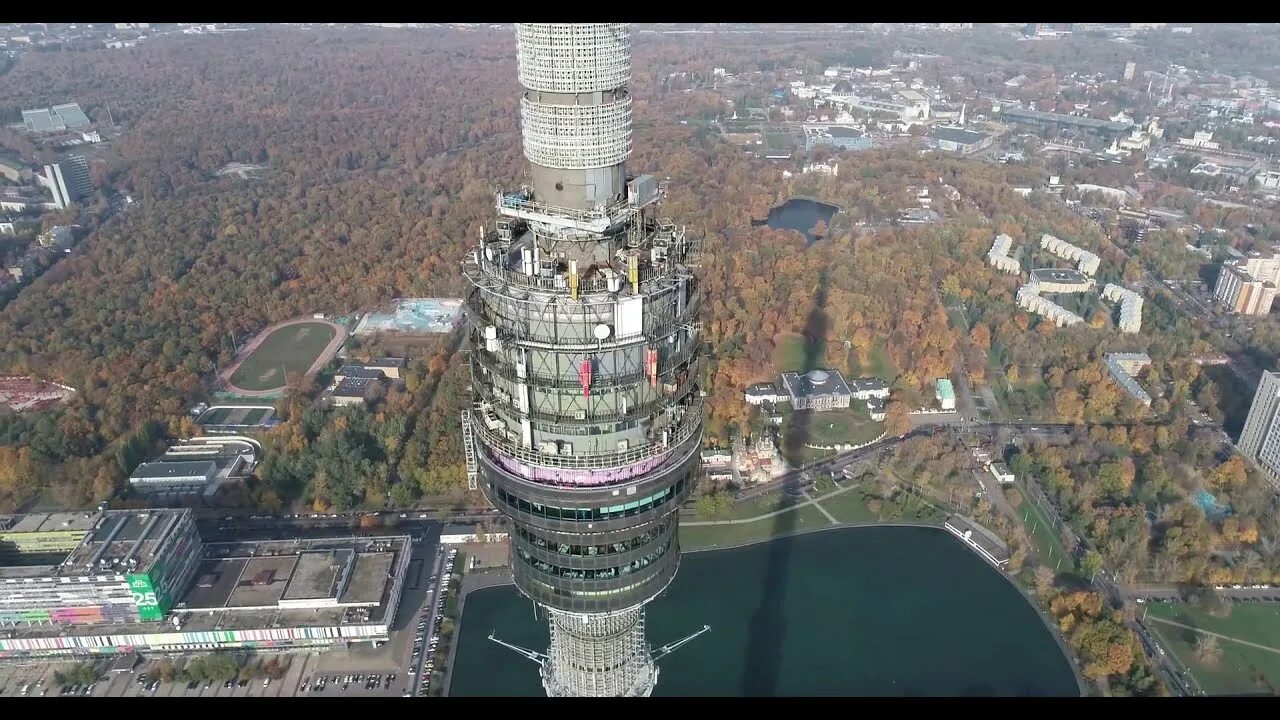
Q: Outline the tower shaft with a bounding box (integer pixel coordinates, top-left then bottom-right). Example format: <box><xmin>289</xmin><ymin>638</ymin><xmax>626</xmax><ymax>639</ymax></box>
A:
<box><xmin>463</xmin><ymin>23</ymin><xmax>704</xmax><ymax>697</ymax></box>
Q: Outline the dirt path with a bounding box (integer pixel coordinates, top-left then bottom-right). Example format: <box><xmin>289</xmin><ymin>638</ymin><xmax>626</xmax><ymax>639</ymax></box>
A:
<box><xmin>220</xmin><ymin>317</ymin><xmax>347</xmax><ymax>397</ymax></box>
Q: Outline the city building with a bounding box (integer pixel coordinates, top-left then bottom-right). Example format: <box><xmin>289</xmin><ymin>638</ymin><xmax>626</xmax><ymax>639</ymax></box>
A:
<box><xmin>1123</xmin><ymin>61</ymin><xmax>1136</xmax><ymax>81</ymax></box>
<box><xmin>0</xmin><ymin>509</ymin><xmax>202</xmax><ymax>627</ymax></box>
<box><xmin>935</xmin><ymin>378</ymin><xmax>956</xmax><ymax>411</ymax></box>
<box><xmin>987</xmin><ymin>233</ymin><xmax>1021</xmax><ymax>274</ymax></box>
<box><xmin>21</xmin><ymin>102</ymin><xmax>92</xmax><ymax>133</ymax></box>
<box><xmin>1104</xmin><ymin>352</ymin><xmax>1153</xmax><ymax>407</ymax></box>
<box><xmin>700</xmin><ymin>449</ymin><xmax>732</xmax><ymax>467</ymax></box>
<box><xmin>804</xmin><ymin>126</ymin><xmax>874</xmax><ymax>152</ymax></box>
<box><xmin>1239</xmin><ymin>371</ymin><xmax>1280</xmax><ymax>486</ymax></box>
<box><xmin>334</xmin><ymin>364</ymin><xmax>386</xmax><ymax>383</ymax></box>
<box><xmin>988</xmin><ymin>463</ymin><xmax>1015</xmax><ymax>484</ymax></box>
<box><xmin>781</xmin><ymin>368</ymin><xmax>853</xmax><ymax>412</ymax></box>
<box><xmin>1017</xmin><ymin>285</ymin><xmax>1085</xmax><ymax>327</ymax></box>
<box><xmin>1040</xmin><ymin>234</ymin><xmax>1100</xmax><ymax>276</ymax></box>
<box><xmin>36</xmin><ymin>155</ymin><xmax>92</xmax><ymax>209</ymax></box>
<box><xmin>463</xmin><ymin>24</ymin><xmax>706</xmax><ymax>697</ymax></box>
<box><xmin>1101</xmin><ymin>283</ymin><xmax>1144</xmax><ymax>333</ymax></box>
<box><xmin>1214</xmin><ymin>253</ymin><xmax>1280</xmax><ymax>315</ymax></box>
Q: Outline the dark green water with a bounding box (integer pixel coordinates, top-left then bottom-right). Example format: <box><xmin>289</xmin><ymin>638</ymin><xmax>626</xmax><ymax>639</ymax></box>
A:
<box><xmin>755</xmin><ymin>198</ymin><xmax>839</xmax><ymax>245</ymax></box>
<box><xmin>451</xmin><ymin>526</ymin><xmax>1080</xmax><ymax>697</ymax></box>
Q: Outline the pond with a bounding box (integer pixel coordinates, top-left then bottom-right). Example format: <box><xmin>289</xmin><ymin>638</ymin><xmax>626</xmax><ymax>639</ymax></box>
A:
<box><xmin>450</xmin><ymin>525</ymin><xmax>1080</xmax><ymax>697</ymax></box>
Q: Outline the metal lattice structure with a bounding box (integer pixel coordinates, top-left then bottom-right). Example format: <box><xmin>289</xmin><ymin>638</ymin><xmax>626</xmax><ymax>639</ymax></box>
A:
<box><xmin>467</xmin><ymin>23</ymin><xmax>706</xmax><ymax>697</ymax></box>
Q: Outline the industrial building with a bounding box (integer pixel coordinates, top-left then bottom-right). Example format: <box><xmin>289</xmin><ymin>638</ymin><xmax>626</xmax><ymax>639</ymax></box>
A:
<box><xmin>1040</xmin><ymin>233</ymin><xmax>1101</xmax><ymax>276</ymax></box>
<box><xmin>1104</xmin><ymin>352</ymin><xmax>1153</xmax><ymax>407</ymax></box>
<box><xmin>781</xmin><ymin>369</ymin><xmax>854</xmax><ymax>412</ymax></box>
<box><xmin>1239</xmin><ymin>371</ymin><xmax>1280</xmax><ymax>487</ymax></box>
<box><xmin>463</xmin><ymin>24</ymin><xmax>707</xmax><ymax>697</ymax></box>
<box><xmin>987</xmin><ymin>233</ymin><xmax>1021</xmax><ymax>274</ymax></box>
<box><xmin>1214</xmin><ymin>251</ymin><xmax>1280</xmax><ymax>316</ymax></box>
<box><xmin>128</xmin><ymin>460</ymin><xmax>219</xmax><ymax>493</ymax></box>
<box><xmin>1101</xmin><ymin>284</ymin><xmax>1144</xmax><ymax>333</ymax></box>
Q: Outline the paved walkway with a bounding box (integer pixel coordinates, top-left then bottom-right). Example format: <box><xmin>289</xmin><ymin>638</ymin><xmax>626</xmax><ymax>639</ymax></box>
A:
<box><xmin>685</xmin><ymin>482</ymin><xmax>861</xmax><ymax>526</ymax></box>
<box><xmin>1148</xmin><ymin>616</ymin><xmax>1280</xmax><ymax>655</ymax></box>
<box><xmin>801</xmin><ymin>488</ymin><xmax>839</xmax><ymax>524</ymax></box>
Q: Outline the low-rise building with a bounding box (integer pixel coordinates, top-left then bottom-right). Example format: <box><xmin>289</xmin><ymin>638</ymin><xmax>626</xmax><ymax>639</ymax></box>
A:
<box><xmin>848</xmin><ymin>376</ymin><xmax>890</xmax><ymax>400</ymax></box>
<box><xmin>440</xmin><ymin>524</ymin><xmax>508</xmax><ymax>544</ymax></box>
<box><xmin>1028</xmin><ymin>267</ymin><xmax>1094</xmax><ymax>294</ymax></box>
<box><xmin>332</xmin><ymin>376</ymin><xmax>381</xmax><ymax>407</ymax></box>
<box><xmin>988</xmin><ymin>463</ymin><xmax>1015</xmax><ymax>484</ymax></box>
<box><xmin>867</xmin><ymin>398</ymin><xmax>886</xmax><ymax>422</ymax></box>
<box><xmin>700</xmin><ymin>449</ymin><xmax>732</xmax><ymax>467</ymax></box>
<box><xmin>128</xmin><ymin>460</ymin><xmax>219</xmax><ymax>495</ymax></box>
<box><xmin>1101</xmin><ymin>283</ymin><xmax>1144</xmax><ymax>333</ymax></box>
<box><xmin>364</xmin><ymin>357</ymin><xmax>406</xmax><ymax>379</ymax></box>
<box><xmin>944</xmin><ymin>514</ymin><xmax>1011</xmax><ymax>567</ymax></box>
<box><xmin>745</xmin><ymin>382</ymin><xmax>783</xmax><ymax>406</ymax></box>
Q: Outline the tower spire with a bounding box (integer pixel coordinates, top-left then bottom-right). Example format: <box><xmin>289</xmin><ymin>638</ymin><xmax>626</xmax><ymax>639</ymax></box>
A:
<box><xmin>463</xmin><ymin>23</ymin><xmax>707</xmax><ymax>697</ymax></box>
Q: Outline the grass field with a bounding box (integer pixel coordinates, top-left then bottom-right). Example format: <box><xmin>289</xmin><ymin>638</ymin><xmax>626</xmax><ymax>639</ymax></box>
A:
<box><xmin>815</xmin><ymin>486</ymin><xmax>942</xmax><ymax>525</ymax></box>
<box><xmin>780</xmin><ymin>406</ymin><xmax>883</xmax><ymax>467</ymax></box>
<box><xmin>229</xmin><ymin>322</ymin><xmax>336</xmax><ymax>391</ymax></box>
<box><xmin>1145</xmin><ymin>602</ymin><xmax>1280</xmax><ymax>695</ymax></box>
<box><xmin>681</xmin><ymin>505</ymin><xmax>832</xmax><ymax>550</ymax></box>
<box><xmin>1008</xmin><ymin>480</ymin><xmax>1076</xmax><ymax>574</ymax></box>
<box><xmin>242</xmin><ymin>408</ymin><xmax>270</xmax><ymax>425</ymax></box>
<box><xmin>772</xmin><ymin>332</ymin><xmax>817</xmax><ymax>373</ymax></box>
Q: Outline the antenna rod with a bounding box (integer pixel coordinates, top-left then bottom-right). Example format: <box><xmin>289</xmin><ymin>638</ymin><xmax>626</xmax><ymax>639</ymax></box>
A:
<box><xmin>488</xmin><ymin>632</ymin><xmax>549</xmax><ymax>666</ymax></box>
<box><xmin>650</xmin><ymin>624</ymin><xmax>711</xmax><ymax>663</ymax></box>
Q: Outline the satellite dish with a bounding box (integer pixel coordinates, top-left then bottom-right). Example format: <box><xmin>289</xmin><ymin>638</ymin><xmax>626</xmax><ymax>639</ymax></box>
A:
<box><xmin>594</xmin><ymin>324</ymin><xmax>612</xmax><ymax>340</ymax></box>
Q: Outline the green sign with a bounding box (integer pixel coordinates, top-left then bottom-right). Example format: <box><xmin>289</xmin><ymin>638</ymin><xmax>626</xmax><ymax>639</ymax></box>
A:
<box><xmin>126</xmin><ymin>573</ymin><xmax>163</xmax><ymax>622</ymax></box>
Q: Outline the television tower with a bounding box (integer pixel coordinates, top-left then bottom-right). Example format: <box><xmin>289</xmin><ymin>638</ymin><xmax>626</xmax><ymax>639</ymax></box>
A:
<box><xmin>462</xmin><ymin>23</ymin><xmax>708</xmax><ymax>697</ymax></box>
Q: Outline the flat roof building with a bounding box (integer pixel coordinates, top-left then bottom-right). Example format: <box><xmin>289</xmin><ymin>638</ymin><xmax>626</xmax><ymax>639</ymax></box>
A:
<box><xmin>1239</xmin><ymin>371</ymin><xmax>1280</xmax><ymax>488</ymax></box>
<box><xmin>931</xmin><ymin>126</ymin><xmax>993</xmax><ymax>155</ymax></box>
<box><xmin>332</xmin><ymin>376</ymin><xmax>380</xmax><ymax>407</ymax></box>
<box><xmin>22</xmin><ymin>103</ymin><xmax>92</xmax><ymax>133</ymax></box>
<box><xmin>944</xmin><ymin>515</ymin><xmax>1011</xmax><ymax>567</ymax></box>
<box><xmin>1104</xmin><ymin>352</ymin><xmax>1153</xmax><ymax>407</ymax></box>
<box><xmin>1029</xmin><ymin>267</ymin><xmax>1094</xmax><ymax>293</ymax></box>
<box><xmin>129</xmin><ymin>459</ymin><xmax>218</xmax><ymax>489</ymax></box>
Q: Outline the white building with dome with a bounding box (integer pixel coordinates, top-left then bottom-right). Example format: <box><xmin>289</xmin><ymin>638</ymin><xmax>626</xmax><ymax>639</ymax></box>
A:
<box><xmin>779</xmin><ymin>368</ymin><xmax>853</xmax><ymax>412</ymax></box>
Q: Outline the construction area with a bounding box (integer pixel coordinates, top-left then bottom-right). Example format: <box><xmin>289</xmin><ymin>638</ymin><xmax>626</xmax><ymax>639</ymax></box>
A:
<box><xmin>352</xmin><ymin>298</ymin><xmax>463</xmax><ymax>336</ymax></box>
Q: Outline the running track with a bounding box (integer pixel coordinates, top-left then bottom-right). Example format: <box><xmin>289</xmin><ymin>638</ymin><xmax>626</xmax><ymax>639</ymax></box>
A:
<box><xmin>219</xmin><ymin>318</ymin><xmax>347</xmax><ymax>397</ymax></box>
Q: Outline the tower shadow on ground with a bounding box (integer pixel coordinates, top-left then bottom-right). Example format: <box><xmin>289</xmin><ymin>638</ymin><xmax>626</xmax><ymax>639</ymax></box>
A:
<box><xmin>740</xmin><ymin>270</ymin><xmax>830</xmax><ymax>697</ymax></box>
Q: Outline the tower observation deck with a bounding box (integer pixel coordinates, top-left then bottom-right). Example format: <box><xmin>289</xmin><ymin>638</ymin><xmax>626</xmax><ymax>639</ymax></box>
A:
<box><xmin>462</xmin><ymin>23</ymin><xmax>706</xmax><ymax>697</ymax></box>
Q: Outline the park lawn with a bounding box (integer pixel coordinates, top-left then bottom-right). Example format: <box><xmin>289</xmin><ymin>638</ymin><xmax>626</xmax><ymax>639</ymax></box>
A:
<box><xmin>720</xmin><ymin>493</ymin><xmax>805</xmax><ymax>521</ymax></box>
<box><xmin>772</xmin><ymin>332</ymin><xmax>814</xmax><ymax>373</ymax></box>
<box><xmin>229</xmin><ymin>321</ymin><xmax>336</xmax><ymax>391</ymax></box>
<box><xmin>812</xmin><ymin>483</ymin><xmax>944</xmax><ymax>525</ymax></box>
<box><xmin>680</xmin><ymin>505</ymin><xmax>832</xmax><ymax>551</ymax></box>
<box><xmin>1008</xmin><ymin>480</ymin><xmax>1076</xmax><ymax>575</ymax></box>
<box><xmin>1146</xmin><ymin>602</ymin><xmax>1280</xmax><ymax>653</ymax></box>
<box><xmin>1145</xmin><ymin>603</ymin><xmax>1280</xmax><ymax>695</ymax></box>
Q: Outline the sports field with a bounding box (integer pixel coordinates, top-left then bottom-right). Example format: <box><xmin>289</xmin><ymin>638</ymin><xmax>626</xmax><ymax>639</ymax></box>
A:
<box><xmin>228</xmin><ymin>321</ymin><xmax>338</xmax><ymax>392</ymax></box>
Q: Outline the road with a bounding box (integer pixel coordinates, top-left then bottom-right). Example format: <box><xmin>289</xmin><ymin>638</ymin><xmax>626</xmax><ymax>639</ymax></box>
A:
<box><xmin>1127</xmin><ymin>584</ymin><xmax>1280</xmax><ymax>602</ymax></box>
